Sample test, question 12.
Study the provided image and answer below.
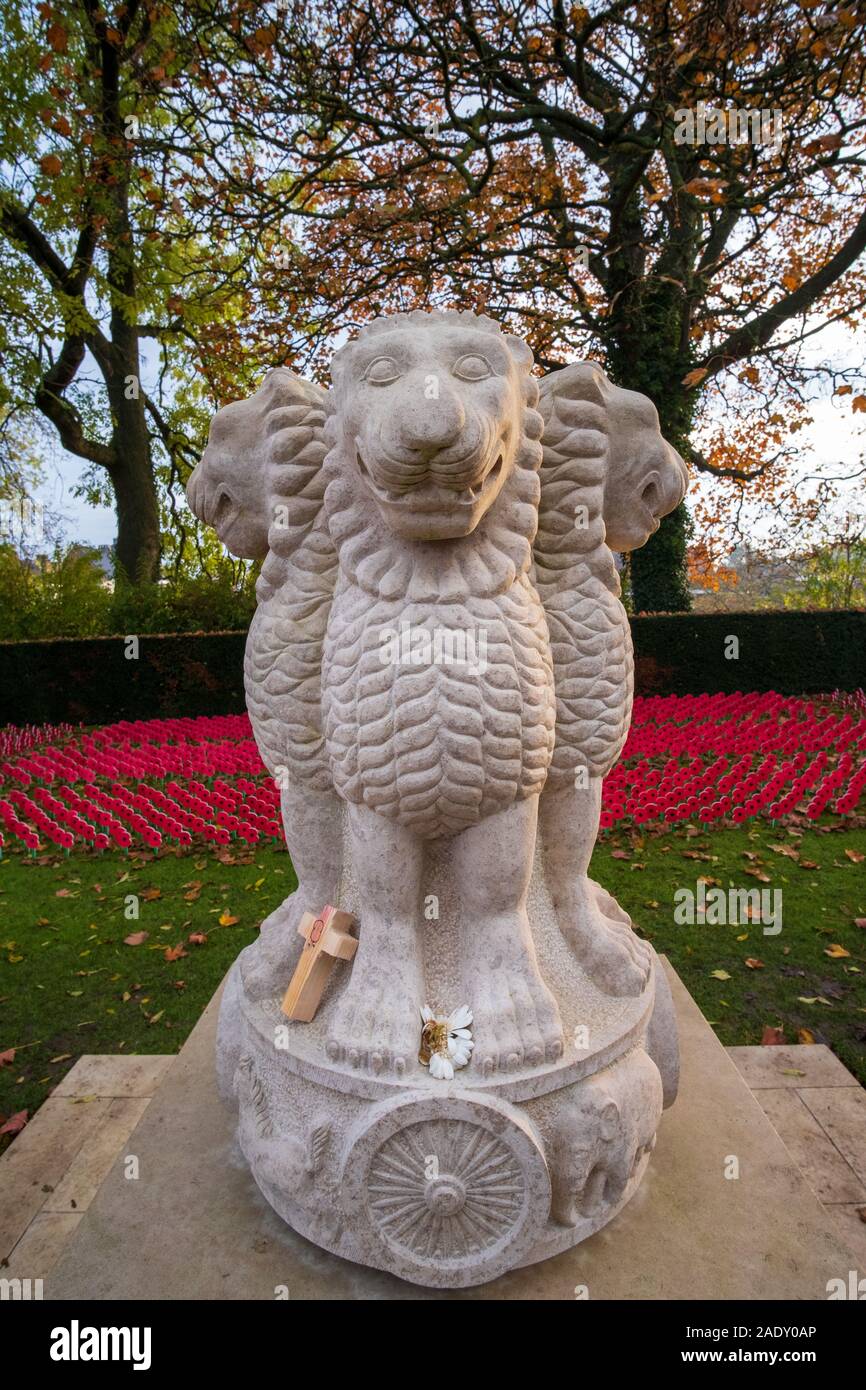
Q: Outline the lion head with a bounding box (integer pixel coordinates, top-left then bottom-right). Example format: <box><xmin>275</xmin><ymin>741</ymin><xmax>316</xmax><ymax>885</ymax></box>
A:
<box><xmin>599</xmin><ymin>378</ymin><xmax>688</xmax><ymax>552</ymax></box>
<box><xmin>328</xmin><ymin>309</ymin><xmax>542</xmax><ymax>544</ymax></box>
<box><xmin>186</xmin><ymin>368</ymin><xmax>328</xmax><ymax>561</ymax></box>
<box><xmin>537</xmin><ymin>362</ymin><xmax>688</xmax><ymax>557</ymax></box>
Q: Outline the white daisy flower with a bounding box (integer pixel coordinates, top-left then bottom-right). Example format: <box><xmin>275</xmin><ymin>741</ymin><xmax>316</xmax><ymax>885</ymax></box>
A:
<box><xmin>418</xmin><ymin>1004</ymin><xmax>474</xmax><ymax>1079</ymax></box>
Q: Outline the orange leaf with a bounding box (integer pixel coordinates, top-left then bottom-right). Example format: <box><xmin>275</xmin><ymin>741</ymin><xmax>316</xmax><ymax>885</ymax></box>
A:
<box><xmin>164</xmin><ymin>944</ymin><xmax>188</xmax><ymax>962</ymax></box>
<box><xmin>218</xmin><ymin>912</ymin><xmax>239</xmax><ymax>926</ymax></box>
<box><xmin>188</xmin><ymin>932</ymin><xmax>208</xmax><ymax>945</ymax></box>
<box><xmin>845</xmin><ymin>849</ymin><xmax>864</xmax><ymax>863</ymax></box>
<box><xmin>0</xmin><ymin>1048</ymin><xmax>15</xmax><ymax>1068</ymax></box>
<box><xmin>744</xmin><ymin>958</ymin><xmax>765</xmax><ymax>970</ymax></box>
<box><xmin>761</xmin><ymin>1026</ymin><xmax>785</xmax><ymax>1046</ymax></box>
<box><xmin>46</xmin><ymin>22</ymin><xmax>68</xmax><ymax>51</ymax></box>
<box><xmin>797</xmin><ymin>1028</ymin><xmax>817</xmax><ymax>1045</ymax></box>
<box><xmin>824</xmin><ymin>944</ymin><xmax>850</xmax><ymax>959</ymax></box>
<box><xmin>682</xmin><ymin>368</ymin><xmax>708</xmax><ymax>388</ymax></box>
<box><xmin>123</xmin><ymin>931</ymin><xmax>149</xmax><ymax>946</ymax></box>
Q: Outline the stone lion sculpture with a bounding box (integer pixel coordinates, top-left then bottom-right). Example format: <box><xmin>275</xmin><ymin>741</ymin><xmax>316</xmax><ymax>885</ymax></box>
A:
<box><xmin>187</xmin><ymin>309</ymin><xmax>686</xmax><ymax>1081</ymax></box>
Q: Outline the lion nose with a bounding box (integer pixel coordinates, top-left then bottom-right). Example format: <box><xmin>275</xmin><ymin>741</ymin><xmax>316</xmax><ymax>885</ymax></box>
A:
<box><xmin>400</xmin><ymin>386</ymin><xmax>465</xmax><ymax>454</ymax></box>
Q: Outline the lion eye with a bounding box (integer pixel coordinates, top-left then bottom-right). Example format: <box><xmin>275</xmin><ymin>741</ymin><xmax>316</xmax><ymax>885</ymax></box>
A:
<box><xmin>363</xmin><ymin>356</ymin><xmax>401</xmax><ymax>385</ymax></box>
<box><xmin>453</xmin><ymin>353</ymin><xmax>492</xmax><ymax>381</ymax></box>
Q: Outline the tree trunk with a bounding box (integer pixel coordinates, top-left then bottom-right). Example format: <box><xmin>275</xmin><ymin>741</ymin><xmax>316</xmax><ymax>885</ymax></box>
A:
<box><xmin>109</xmin><ymin>416</ymin><xmax>161</xmax><ymax>584</ymax></box>
<box><xmin>600</xmin><ymin>169</ymin><xmax>696</xmax><ymax>611</ymax></box>
<box><xmin>100</xmin><ymin>23</ymin><xmax>161</xmax><ymax>586</ymax></box>
<box><xmin>629</xmin><ymin>505</ymin><xmax>692</xmax><ymax>613</ymax></box>
<box><xmin>104</xmin><ymin>319</ymin><xmax>160</xmax><ymax>584</ymax></box>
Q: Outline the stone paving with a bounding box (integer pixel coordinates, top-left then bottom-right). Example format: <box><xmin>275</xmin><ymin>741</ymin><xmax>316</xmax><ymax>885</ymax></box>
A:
<box><xmin>1</xmin><ymin>1043</ymin><xmax>864</xmax><ymax>1289</ymax></box>
<box><xmin>0</xmin><ymin>1055</ymin><xmax>173</xmax><ymax>1286</ymax></box>
<box><xmin>727</xmin><ymin>1043</ymin><xmax>866</xmax><ymax>1267</ymax></box>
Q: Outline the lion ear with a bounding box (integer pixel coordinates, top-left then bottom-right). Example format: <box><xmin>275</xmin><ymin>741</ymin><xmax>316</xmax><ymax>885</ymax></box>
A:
<box><xmin>503</xmin><ymin>332</ymin><xmax>534</xmax><ymax>370</ymax></box>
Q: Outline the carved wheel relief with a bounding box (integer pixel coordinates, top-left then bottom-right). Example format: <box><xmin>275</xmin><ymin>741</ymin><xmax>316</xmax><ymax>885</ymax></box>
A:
<box><xmin>341</xmin><ymin>1092</ymin><xmax>550</xmax><ymax>1286</ymax></box>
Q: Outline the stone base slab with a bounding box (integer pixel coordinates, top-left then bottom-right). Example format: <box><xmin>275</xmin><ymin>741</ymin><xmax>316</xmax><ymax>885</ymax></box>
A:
<box><xmin>46</xmin><ymin>962</ymin><xmax>858</xmax><ymax>1301</ymax></box>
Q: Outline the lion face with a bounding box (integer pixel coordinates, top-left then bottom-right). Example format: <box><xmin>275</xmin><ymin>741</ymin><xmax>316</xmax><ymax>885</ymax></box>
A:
<box><xmin>331</xmin><ymin>321</ymin><xmax>531</xmax><ymax>541</ymax></box>
<box><xmin>187</xmin><ymin>394</ymin><xmax>271</xmax><ymax>559</ymax></box>
<box><xmin>601</xmin><ymin>384</ymin><xmax>688</xmax><ymax>552</ymax></box>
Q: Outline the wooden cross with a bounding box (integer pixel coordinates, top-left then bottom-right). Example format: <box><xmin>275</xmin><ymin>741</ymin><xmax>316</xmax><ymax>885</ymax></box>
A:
<box><xmin>281</xmin><ymin>905</ymin><xmax>358</xmax><ymax>1023</ymax></box>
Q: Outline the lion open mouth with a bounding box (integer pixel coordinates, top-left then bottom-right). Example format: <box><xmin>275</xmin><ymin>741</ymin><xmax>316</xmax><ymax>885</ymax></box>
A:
<box><xmin>356</xmin><ymin>449</ymin><xmax>505</xmax><ymax>514</ymax></box>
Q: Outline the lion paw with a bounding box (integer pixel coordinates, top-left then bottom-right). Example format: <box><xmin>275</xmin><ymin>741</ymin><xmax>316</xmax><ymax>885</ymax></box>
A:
<box><xmin>325</xmin><ymin>967</ymin><xmax>419</xmax><ymax>1077</ymax></box>
<box><xmin>239</xmin><ymin>891</ymin><xmax>309</xmax><ymax>1003</ymax></box>
<box><xmin>463</xmin><ymin>928</ymin><xmax>564</xmax><ymax>1076</ymax></box>
<box><xmin>555</xmin><ymin>877</ymin><xmax>653</xmax><ymax>998</ymax></box>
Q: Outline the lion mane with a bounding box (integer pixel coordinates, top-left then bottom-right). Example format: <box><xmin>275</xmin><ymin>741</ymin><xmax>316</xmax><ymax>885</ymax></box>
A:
<box><xmin>534</xmin><ymin>363</ymin><xmax>633</xmax><ymax>786</ymax></box>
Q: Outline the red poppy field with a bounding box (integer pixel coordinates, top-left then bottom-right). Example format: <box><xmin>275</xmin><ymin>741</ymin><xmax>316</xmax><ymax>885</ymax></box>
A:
<box><xmin>2</xmin><ymin>691</ymin><xmax>865</xmax><ymax>857</ymax></box>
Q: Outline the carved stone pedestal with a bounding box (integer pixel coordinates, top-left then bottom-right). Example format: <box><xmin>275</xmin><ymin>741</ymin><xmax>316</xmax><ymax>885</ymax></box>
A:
<box><xmin>217</xmin><ymin>845</ymin><xmax>678</xmax><ymax>1290</ymax></box>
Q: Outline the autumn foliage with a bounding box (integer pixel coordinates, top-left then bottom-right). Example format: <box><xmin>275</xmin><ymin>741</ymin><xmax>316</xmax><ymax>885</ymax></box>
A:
<box><xmin>2</xmin><ymin>1</ymin><xmax>865</xmax><ymax>604</ymax></box>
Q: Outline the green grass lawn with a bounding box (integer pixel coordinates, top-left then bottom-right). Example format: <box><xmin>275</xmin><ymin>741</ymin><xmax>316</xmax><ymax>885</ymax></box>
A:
<box><xmin>1</xmin><ymin>817</ymin><xmax>864</xmax><ymax>1151</ymax></box>
<box><xmin>598</xmin><ymin>817</ymin><xmax>866</xmax><ymax>1085</ymax></box>
<box><xmin>0</xmin><ymin>844</ymin><xmax>296</xmax><ymax>1150</ymax></box>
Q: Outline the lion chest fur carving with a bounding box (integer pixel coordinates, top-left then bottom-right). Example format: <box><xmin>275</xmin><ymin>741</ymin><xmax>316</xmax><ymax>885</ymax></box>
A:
<box><xmin>187</xmin><ymin>309</ymin><xmax>686</xmax><ymax>1074</ymax></box>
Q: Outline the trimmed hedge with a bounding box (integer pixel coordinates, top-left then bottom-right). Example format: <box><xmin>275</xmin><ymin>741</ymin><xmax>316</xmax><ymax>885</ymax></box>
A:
<box><xmin>0</xmin><ymin>631</ymin><xmax>248</xmax><ymax>726</ymax></box>
<box><xmin>0</xmin><ymin>610</ymin><xmax>864</xmax><ymax>727</ymax></box>
<box><xmin>631</xmin><ymin>609</ymin><xmax>866</xmax><ymax>697</ymax></box>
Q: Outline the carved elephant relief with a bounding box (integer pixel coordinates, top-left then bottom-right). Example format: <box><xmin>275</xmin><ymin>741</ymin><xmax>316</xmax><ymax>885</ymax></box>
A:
<box><xmin>549</xmin><ymin>1048</ymin><xmax>663</xmax><ymax>1226</ymax></box>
